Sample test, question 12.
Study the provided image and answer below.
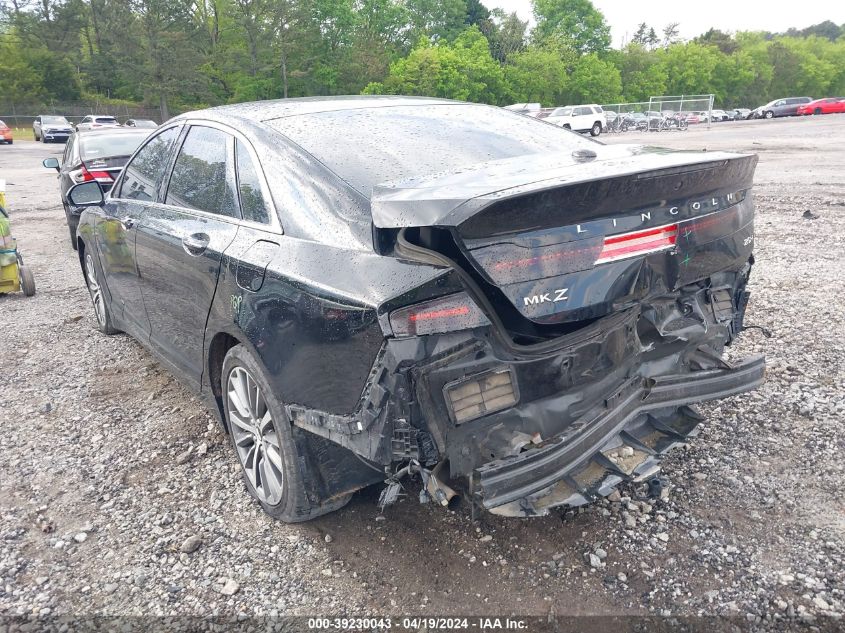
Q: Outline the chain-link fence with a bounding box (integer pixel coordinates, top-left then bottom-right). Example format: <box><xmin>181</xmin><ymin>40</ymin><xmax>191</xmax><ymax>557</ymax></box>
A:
<box><xmin>649</xmin><ymin>94</ymin><xmax>714</xmax><ymax>129</ymax></box>
<box><xmin>600</xmin><ymin>95</ymin><xmax>716</xmax><ymax>133</ymax></box>
<box><xmin>0</xmin><ymin>101</ymin><xmax>168</xmax><ymax>130</ymax></box>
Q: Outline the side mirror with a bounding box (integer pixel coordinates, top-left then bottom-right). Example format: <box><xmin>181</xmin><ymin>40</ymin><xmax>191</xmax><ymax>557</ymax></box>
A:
<box><xmin>67</xmin><ymin>181</ymin><xmax>104</xmax><ymax>208</ymax></box>
<box><xmin>42</xmin><ymin>157</ymin><xmax>60</xmax><ymax>171</ymax></box>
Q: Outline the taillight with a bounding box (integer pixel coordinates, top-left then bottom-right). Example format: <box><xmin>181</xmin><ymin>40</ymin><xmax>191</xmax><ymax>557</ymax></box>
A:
<box><xmin>71</xmin><ymin>164</ymin><xmax>113</xmax><ymax>184</ymax></box>
<box><xmin>389</xmin><ymin>292</ymin><xmax>490</xmax><ymax>337</ymax></box>
<box><xmin>595</xmin><ymin>223</ymin><xmax>678</xmax><ymax>264</ymax></box>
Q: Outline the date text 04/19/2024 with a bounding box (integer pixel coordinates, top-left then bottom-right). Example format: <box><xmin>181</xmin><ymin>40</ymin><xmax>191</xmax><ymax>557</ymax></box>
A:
<box><xmin>307</xmin><ymin>617</ymin><xmax>529</xmax><ymax>630</ymax></box>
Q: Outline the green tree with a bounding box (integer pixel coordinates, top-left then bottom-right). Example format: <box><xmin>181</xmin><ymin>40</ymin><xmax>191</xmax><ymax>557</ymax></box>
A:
<box><xmin>567</xmin><ymin>52</ymin><xmax>622</xmax><ymax>103</ymax></box>
<box><xmin>505</xmin><ymin>47</ymin><xmax>568</xmax><ymax>105</ymax></box>
<box><xmin>532</xmin><ymin>0</ymin><xmax>610</xmax><ymax>55</ymax></box>
<box><xmin>485</xmin><ymin>9</ymin><xmax>528</xmax><ymax>62</ymax></box>
<box><xmin>662</xmin><ymin>42</ymin><xmax>722</xmax><ymax>96</ymax></box>
<box><xmin>406</xmin><ymin>0</ymin><xmax>467</xmax><ymax>43</ymax></box>
<box><xmin>365</xmin><ymin>26</ymin><xmax>507</xmax><ymax>104</ymax></box>
<box><xmin>619</xmin><ymin>43</ymin><xmax>666</xmax><ymax>101</ymax></box>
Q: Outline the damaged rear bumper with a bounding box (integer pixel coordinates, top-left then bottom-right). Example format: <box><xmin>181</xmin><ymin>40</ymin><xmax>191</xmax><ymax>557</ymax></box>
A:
<box><xmin>476</xmin><ymin>355</ymin><xmax>764</xmax><ymax>516</ymax></box>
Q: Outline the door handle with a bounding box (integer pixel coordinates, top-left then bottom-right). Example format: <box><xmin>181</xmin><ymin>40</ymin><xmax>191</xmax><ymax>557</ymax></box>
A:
<box><xmin>182</xmin><ymin>233</ymin><xmax>210</xmax><ymax>256</ymax></box>
<box><xmin>120</xmin><ymin>217</ymin><xmax>135</xmax><ymax>230</ymax></box>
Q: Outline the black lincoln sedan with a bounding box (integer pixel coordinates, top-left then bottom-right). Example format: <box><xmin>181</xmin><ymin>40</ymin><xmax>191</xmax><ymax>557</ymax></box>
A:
<box><xmin>64</xmin><ymin>96</ymin><xmax>764</xmax><ymax>521</ymax></box>
<box><xmin>43</xmin><ymin>128</ymin><xmax>152</xmax><ymax>248</ymax></box>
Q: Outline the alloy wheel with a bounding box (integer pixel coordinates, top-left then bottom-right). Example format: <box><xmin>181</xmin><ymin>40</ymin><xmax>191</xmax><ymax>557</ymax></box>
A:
<box><xmin>85</xmin><ymin>253</ymin><xmax>106</xmax><ymax>327</ymax></box>
<box><xmin>226</xmin><ymin>366</ymin><xmax>285</xmax><ymax>505</ymax></box>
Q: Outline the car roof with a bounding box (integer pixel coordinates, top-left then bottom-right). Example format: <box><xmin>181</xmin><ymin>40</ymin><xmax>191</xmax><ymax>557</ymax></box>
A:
<box><xmin>75</xmin><ymin>128</ymin><xmax>148</xmax><ymax>138</ymax></box>
<box><xmin>189</xmin><ymin>96</ymin><xmax>458</xmax><ymax>124</ymax></box>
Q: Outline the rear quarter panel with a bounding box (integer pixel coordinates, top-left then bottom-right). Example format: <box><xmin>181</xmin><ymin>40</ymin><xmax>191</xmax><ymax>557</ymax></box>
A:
<box><xmin>206</xmin><ymin>228</ymin><xmax>456</xmax><ymax>414</ymax></box>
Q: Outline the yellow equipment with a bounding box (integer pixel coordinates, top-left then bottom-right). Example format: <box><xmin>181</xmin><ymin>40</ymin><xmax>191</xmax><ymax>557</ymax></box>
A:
<box><xmin>0</xmin><ymin>181</ymin><xmax>36</xmax><ymax>296</ymax></box>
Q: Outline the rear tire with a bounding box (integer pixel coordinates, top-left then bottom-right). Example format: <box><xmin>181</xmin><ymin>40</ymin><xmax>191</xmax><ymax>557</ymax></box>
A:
<box><xmin>19</xmin><ymin>265</ymin><xmax>36</xmax><ymax>296</ymax></box>
<box><xmin>590</xmin><ymin>122</ymin><xmax>602</xmax><ymax>136</ymax></box>
<box><xmin>83</xmin><ymin>250</ymin><xmax>119</xmax><ymax>334</ymax></box>
<box><xmin>222</xmin><ymin>345</ymin><xmax>351</xmax><ymax>522</ymax></box>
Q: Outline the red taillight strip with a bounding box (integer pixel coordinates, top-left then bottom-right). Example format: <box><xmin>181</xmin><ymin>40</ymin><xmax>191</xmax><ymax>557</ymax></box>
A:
<box><xmin>408</xmin><ymin>305</ymin><xmax>470</xmax><ymax>322</ymax></box>
<box><xmin>596</xmin><ymin>223</ymin><xmax>677</xmax><ymax>264</ymax></box>
<box><xmin>492</xmin><ymin>243</ymin><xmax>601</xmax><ymax>270</ymax></box>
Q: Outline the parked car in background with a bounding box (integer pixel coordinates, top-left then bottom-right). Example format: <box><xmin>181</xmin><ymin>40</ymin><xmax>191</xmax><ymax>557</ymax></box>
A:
<box><xmin>75</xmin><ymin>115</ymin><xmax>120</xmax><ymax>131</ymax></box>
<box><xmin>622</xmin><ymin>111</ymin><xmax>649</xmax><ymax>130</ymax></box>
<box><xmin>710</xmin><ymin>109</ymin><xmax>729</xmax><ymax>122</ymax></box>
<box><xmin>753</xmin><ymin>97</ymin><xmax>812</xmax><ymax>119</ymax></box>
<box><xmin>733</xmin><ymin>108</ymin><xmax>752</xmax><ymax>120</ymax></box>
<box><xmin>545</xmin><ymin>104</ymin><xmax>605</xmax><ymax>136</ymax></box>
<box><xmin>61</xmin><ymin>97</ymin><xmax>763</xmax><ymax>521</ymax></box>
<box><xmin>503</xmin><ymin>103</ymin><xmax>543</xmax><ymax>118</ymax></box>
<box><xmin>0</xmin><ymin>120</ymin><xmax>12</xmax><ymax>145</ymax></box>
<box><xmin>33</xmin><ymin>115</ymin><xmax>74</xmax><ymax>143</ymax></box>
<box><xmin>796</xmin><ymin>98</ymin><xmax>845</xmax><ymax>116</ymax></box>
<box><xmin>678</xmin><ymin>112</ymin><xmax>701</xmax><ymax>124</ymax></box>
<box><xmin>41</xmin><ymin>128</ymin><xmax>152</xmax><ymax>248</ymax></box>
<box><xmin>124</xmin><ymin>118</ymin><xmax>159</xmax><ymax>129</ymax></box>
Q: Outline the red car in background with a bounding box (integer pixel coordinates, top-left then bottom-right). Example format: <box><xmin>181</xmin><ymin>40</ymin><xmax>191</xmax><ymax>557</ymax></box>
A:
<box><xmin>0</xmin><ymin>120</ymin><xmax>13</xmax><ymax>144</ymax></box>
<box><xmin>797</xmin><ymin>98</ymin><xmax>845</xmax><ymax>115</ymax></box>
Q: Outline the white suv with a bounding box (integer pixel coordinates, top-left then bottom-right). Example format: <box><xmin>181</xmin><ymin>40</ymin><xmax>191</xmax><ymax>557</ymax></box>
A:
<box><xmin>545</xmin><ymin>104</ymin><xmax>605</xmax><ymax>136</ymax></box>
<box><xmin>75</xmin><ymin>115</ymin><xmax>120</xmax><ymax>131</ymax></box>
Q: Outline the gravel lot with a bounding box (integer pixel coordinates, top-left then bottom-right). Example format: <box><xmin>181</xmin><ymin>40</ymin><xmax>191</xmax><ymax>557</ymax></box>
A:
<box><xmin>1</xmin><ymin>116</ymin><xmax>843</xmax><ymax>626</ymax></box>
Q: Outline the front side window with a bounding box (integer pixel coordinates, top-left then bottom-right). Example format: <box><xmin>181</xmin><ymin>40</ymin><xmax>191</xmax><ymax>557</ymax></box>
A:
<box><xmin>165</xmin><ymin>126</ymin><xmax>237</xmax><ymax>217</ymax></box>
<box><xmin>119</xmin><ymin>126</ymin><xmax>180</xmax><ymax>202</ymax></box>
<box><xmin>235</xmin><ymin>139</ymin><xmax>269</xmax><ymax>224</ymax></box>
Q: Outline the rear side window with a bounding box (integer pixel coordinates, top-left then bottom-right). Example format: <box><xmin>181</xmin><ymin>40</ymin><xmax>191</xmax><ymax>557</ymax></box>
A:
<box><xmin>235</xmin><ymin>139</ymin><xmax>269</xmax><ymax>224</ymax></box>
<box><xmin>166</xmin><ymin>126</ymin><xmax>237</xmax><ymax>217</ymax></box>
<box><xmin>119</xmin><ymin>127</ymin><xmax>180</xmax><ymax>202</ymax></box>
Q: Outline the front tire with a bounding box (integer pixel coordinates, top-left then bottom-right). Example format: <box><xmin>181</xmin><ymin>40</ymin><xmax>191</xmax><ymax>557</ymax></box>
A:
<box><xmin>765</xmin><ymin>111</ymin><xmax>774</xmax><ymax>119</ymax></box>
<box><xmin>814</xmin><ymin>108</ymin><xmax>822</xmax><ymax>115</ymax></box>
<box><xmin>222</xmin><ymin>345</ymin><xmax>351</xmax><ymax>522</ymax></box>
<box><xmin>19</xmin><ymin>265</ymin><xmax>36</xmax><ymax>296</ymax></box>
<box><xmin>590</xmin><ymin>122</ymin><xmax>602</xmax><ymax>136</ymax></box>
<box><xmin>83</xmin><ymin>250</ymin><xmax>118</xmax><ymax>334</ymax></box>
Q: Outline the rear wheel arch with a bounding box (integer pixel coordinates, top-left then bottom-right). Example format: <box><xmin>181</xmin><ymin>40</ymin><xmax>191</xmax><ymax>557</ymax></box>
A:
<box><xmin>207</xmin><ymin>331</ymin><xmax>248</xmax><ymax>428</ymax></box>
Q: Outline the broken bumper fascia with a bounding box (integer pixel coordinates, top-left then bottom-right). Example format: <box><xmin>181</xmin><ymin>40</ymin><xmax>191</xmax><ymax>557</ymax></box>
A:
<box><xmin>476</xmin><ymin>354</ymin><xmax>765</xmax><ymax>516</ymax></box>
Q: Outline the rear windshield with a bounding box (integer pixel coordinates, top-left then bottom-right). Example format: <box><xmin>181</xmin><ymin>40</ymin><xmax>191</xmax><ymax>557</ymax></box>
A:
<box><xmin>42</xmin><ymin>116</ymin><xmax>69</xmax><ymax>125</ymax></box>
<box><xmin>79</xmin><ymin>132</ymin><xmax>149</xmax><ymax>160</ymax></box>
<box><xmin>96</xmin><ymin>117</ymin><xmax>117</xmax><ymax>124</ymax></box>
<box><xmin>266</xmin><ymin>104</ymin><xmax>595</xmax><ymax>194</ymax></box>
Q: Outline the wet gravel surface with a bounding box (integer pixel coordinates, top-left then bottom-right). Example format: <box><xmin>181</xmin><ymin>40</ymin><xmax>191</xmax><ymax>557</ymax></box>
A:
<box><xmin>0</xmin><ymin>116</ymin><xmax>843</xmax><ymax>625</ymax></box>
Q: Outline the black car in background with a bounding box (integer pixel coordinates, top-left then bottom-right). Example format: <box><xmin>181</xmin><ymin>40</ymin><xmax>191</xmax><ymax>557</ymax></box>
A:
<box><xmin>64</xmin><ymin>97</ymin><xmax>764</xmax><ymax>522</ymax></box>
<box><xmin>33</xmin><ymin>115</ymin><xmax>74</xmax><ymax>143</ymax></box>
<box><xmin>42</xmin><ymin>128</ymin><xmax>151</xmax><ymax>248</ymax></box>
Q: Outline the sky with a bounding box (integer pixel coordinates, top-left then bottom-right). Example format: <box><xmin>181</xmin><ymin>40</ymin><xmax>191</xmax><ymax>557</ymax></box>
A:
<box><xmin>481</xmin><ymin>0</ymin><xmax>845</xmax><ymax>47</ymax></box>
